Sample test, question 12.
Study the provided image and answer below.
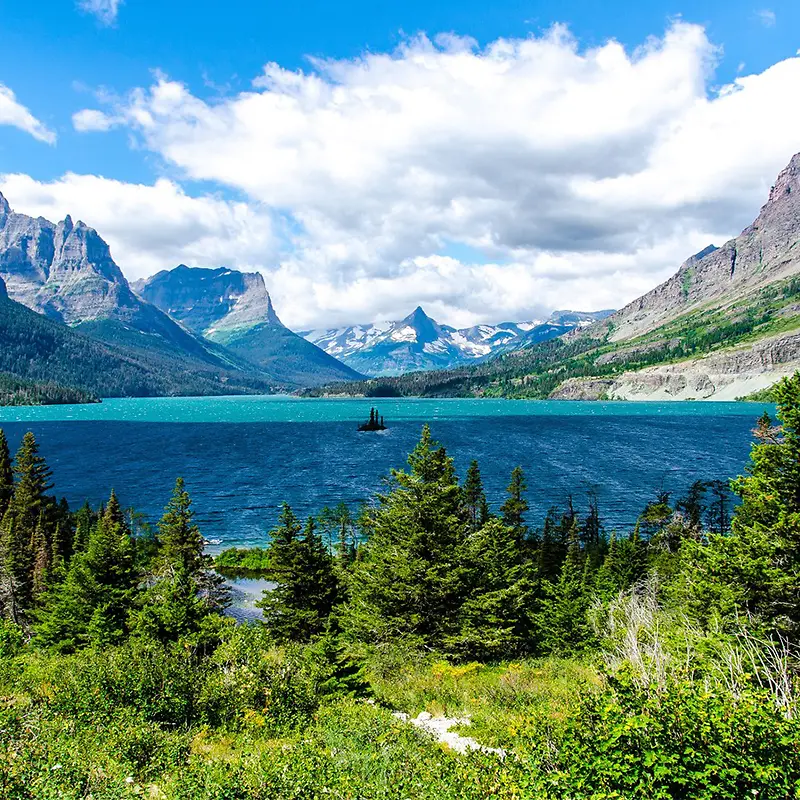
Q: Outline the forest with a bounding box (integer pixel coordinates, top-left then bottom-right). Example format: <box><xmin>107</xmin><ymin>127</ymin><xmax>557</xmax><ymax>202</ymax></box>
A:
<box><xmin>2</xmin><ymin>378</ymin><xmax>800</xmax><ymax>797</ymax></box>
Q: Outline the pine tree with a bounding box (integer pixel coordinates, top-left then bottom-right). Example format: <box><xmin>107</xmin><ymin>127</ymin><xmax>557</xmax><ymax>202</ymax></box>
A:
<box><xmin>342</xmin><ymin>425</ymin><xmax>468</xmax><ymax>653</ymax></box>
<box><xmin>130</xmin><ymin>479</ymin><xmax>227</xmax><ymax>645</ymax></box>
<box><xmin>0</xmin><ymin>429</ymin><xmax>13</xmax><ymax>518</ymax></box>
<box><xmin>158</xmin><ymin>478</ymin><xmax>206</xmax><ymax>576</ymax></box>
<box><xmin>0</xmin><ymin>513</ymin><xmax>29</xmax><ymax>624</ymax></box>
<box><xmin>9</xmin><ymin>432</ymin><xmax>52</xmax><ymax>533</ymax></box>
<box><xmin>678</xmin><ymin>374</ymin><xmax>800</xmax><ymax>633</ymax></box>
<box><xmin>35</xmin><ymin>493</ymin><xmax>137</xmax><ymax>651</ymax></box>
<box><xmin>72</xmin><ymin>501</ymin><xmax>95</xmax><ymax>554</ymax></box>
<box><xmin>463</xmin><ymin>460</ymin><xmax>487</xmax><ymax>532</ymax></box>
<box><xmin>539</xmin><ymin>519</ymin><xmax>595</xmax><ymax>655</ymax></box>
<box><xmin>454</xmin><ymin>517</ymin><xmax>534</xmax><ymax>659</ymax></box>
<box><xmin>501</xmin><ymin>466</ymin><xmax>529</xmax><ymax>540</ymax></box>
<box><xmin>30</xmin><ymin>513</ymin><xmax>52</xmax><ymax>601</ymax></box>
<box><xmin>259</xmin><ymin>513</ymin><xmax>339</xmax><ymax>643</ymax></box>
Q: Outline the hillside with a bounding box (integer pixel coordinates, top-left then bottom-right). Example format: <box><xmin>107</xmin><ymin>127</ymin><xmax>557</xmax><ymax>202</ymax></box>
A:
<box><xmin>316</xmin><ymin>153</ymin><xmax>800</xmax><ymax>400</ymax></box>
<box><xmin>136</xmin><ymin>265</ymin><xmax>363</xmax><ymax>387</ymax></box>
<box><xmin>0</xmin><ymin>277</ymin><xmax>276</xmax><ymax>401</ymax></box>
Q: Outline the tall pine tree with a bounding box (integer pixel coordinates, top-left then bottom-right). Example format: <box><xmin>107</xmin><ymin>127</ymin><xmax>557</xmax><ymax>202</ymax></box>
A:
<box><xmin>342</xmin><ymin>426</ymin><xmax>468</xmax><ymax>653</ymax></box>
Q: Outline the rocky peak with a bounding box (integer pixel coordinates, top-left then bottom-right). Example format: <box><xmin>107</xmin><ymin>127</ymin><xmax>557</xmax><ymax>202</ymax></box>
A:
<box><xmin>403</xmin><ymin>306</ymin><xmax>440</xmax><ymax>343</ymax></box>
<box><xmin>51</xmin><ymin>217</ymin><xmax>126</xmax><ymax>285</ymax></box>
<box><xmin>137</xmin><ymin>265</ymin><xmax>283</xmax><ymax>337</ymax></box>
<box><xmin>768</xmin><ymin>153</ymin><xmax>800</xmax><ymax>205</ymax></box>
<box><xmin>0</xmin><ymin>192</ymin><xmax>9</xmax><ymax>220</ymax></box>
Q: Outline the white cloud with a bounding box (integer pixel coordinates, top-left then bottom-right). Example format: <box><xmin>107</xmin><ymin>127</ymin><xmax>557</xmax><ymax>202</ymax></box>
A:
<box><xmin>0</xmin><ymin>173</ymin><xmax>277</xmax><ymax>282</ymax></box>
<box><xmin>72</xmin><ymin>108</ymin><xmax>119</xmax><ymax>132</ymax></box>
<box><xmin>50</xmin><ymin>22</ymin><xmax>800</xmax><ymax>328</ymax></box>
<box><xmin>78</xmin><ymin>0</ymin><xmax>122</xmax><ymax>26</ymax></box>
<box><xmin>0</xmin><ymin>84</ymin><xmax>56</xmax><ymax>144</ymax></box>
<box><xmin>756</xmin><ymin>9</ymin><xmax>777</xmax><ymax>27</ymax></box>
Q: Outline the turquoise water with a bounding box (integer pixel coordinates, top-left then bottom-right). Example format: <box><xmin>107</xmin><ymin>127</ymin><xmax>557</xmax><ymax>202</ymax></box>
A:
<box><xmin>0</xmin><ymin>394</ymin><xmax>771</xmax><ymax>424</ymax></box>
<box><xmin>0</xmin><ymin>396</ymin><xmax>773</xmax><ymax>550</ymax></box>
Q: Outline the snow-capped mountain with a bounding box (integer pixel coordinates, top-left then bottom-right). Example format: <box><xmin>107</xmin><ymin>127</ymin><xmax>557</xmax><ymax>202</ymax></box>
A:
<box><xmin>301</xmin><ymin>306</ymin><xmax>613</xmax><ymax>376</ymax></box>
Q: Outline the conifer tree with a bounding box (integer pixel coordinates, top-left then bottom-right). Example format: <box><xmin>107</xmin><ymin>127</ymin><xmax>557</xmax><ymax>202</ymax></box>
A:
<box><xmin>9</xmin><ymin>432</ymin><xmax>52</xmax><ymax>534</ymax></box>
<box><xmin>35</xmin><ymin>492</ymin><xmax>137</xmax><ymax>651</ymax></box>
<box><xmin>678</xmin><ymin>374</ymin><xmax>800</xmax><ymax>633</ymax></box>
<box><xmin>501</xmin><ymin>466</ymin><xmax>529</xmax><ymax>540</ymax></box>
<box><xmin>158</xmin><ymin>479</ymin><xmax>206</xmax><ymax>576</ymax></box>
<box><xmin>539</xmin><ymin>519</ymin><xmax>595</xmax><ymax>654</ymax></box>
<box><xmin>463</xmin><ymin>460</ymin><xmax>488</xmax><ymax>532</ymax></box>
<box><xmin>130</xmin><ymin>479</ymin><xmax>227</xmax><ymax>645</ymax></box>
<box><xmin>259</xmin><ymin>513</ymin><xmax>339</xmax><ymax>643</ymax></box>
<box><xmin>0</xmin><ymin>429</ymin><xmax>12</xmax><ymax>518</ymax></box>
<box><xmin>342</xmin><ymin>426</ymin><xmax>468</xmax><ymax>652</ymax></box>
<box><xmin>455</xmin><ymin>517</ymin><xmax>534</xmax><ymax>659</ymax></box>
<box><xmin>72</xmin><ymin>501</ymin><xmax>95</xmax><ymax>554</ymax></box>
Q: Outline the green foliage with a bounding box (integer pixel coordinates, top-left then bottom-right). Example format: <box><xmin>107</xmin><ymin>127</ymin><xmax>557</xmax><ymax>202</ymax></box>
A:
<box><xmin>342</xmin><ymin>425</ymin><xmax>469</xmax><ymax>654</ymax></box>
<box><xmin>214</xmin><ymin>546</ymin><xmax>272</xmax><ymax>576</ymax></box>
<box><xmin>258</xmin><ymin>506</ymin><xmax>340</xmax><ymax>644</ymax></box>
<box><xmin>536</xmin><ymin>673</ymin><xmax>800</xmax><ymax>799</ymax></box>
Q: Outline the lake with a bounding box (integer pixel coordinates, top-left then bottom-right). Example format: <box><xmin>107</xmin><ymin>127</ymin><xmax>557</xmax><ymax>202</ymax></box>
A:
<box><xmin>0</xmin><ymin>395</ymin><xmax>773</xmax><ymax>551</ymax></box>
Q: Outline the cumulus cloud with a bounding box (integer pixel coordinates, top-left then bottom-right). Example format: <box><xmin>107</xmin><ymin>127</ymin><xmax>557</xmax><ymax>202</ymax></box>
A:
<box><xmin>77</xmin><ymin>0</ymin><xmax>122</xmax><ymax>26</ymax></box>
<box><xmin>0</xmin><ymin>84</ymin><xmax>56</xmax><ymax>144</ymax></box>
<box><xmin>55</xmin><ymin>22</ymin><xmax>800</xmax><ymax>328</ymax></box>
<box><xmin>0</xmin><ymin>173</ymin><xmax>277</xmax><ymax>281</ymax></box>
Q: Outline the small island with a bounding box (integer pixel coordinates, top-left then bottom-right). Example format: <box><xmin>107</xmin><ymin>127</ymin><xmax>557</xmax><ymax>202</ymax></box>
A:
<box><xmin>358</xmin><ymin>407</ymin><xmax>387</xmax><ymax>431</ymax></box>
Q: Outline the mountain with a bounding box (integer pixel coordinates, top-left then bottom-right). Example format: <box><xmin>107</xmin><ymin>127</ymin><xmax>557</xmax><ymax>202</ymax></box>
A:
<box><xmin>0</xmin><ymin>275</ymin><xmax>275</xmax><ymax>400</ymax></box>
<box><xmin>309</xmin><ymin>153</ymin><xmax>800</xmax><ymax>400</ymax></box>
<box><xmin>0</xmin><ymin>192</ymin><xmax>247</xmax><ymax>370</ymax></box>
<box><xmin>302</xmin><ymin>307</ymin><xmax>612</xmax><ymax>376</ymax></box>
<box><xmin>135</xmin><ymin>266</ymin><xmax>363</xmax><ymax>388</ymax></box>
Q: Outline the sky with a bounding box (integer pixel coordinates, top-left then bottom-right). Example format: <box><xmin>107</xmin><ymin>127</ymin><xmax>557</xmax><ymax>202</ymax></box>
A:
<box><xmin>0</xmin><ymin>1</ymin><xmax>799</xmax><ymax>329</ymax></box>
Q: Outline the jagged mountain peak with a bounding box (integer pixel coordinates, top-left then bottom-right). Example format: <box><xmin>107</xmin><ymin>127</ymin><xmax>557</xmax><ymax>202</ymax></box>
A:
<box><xmin>0</xmin><ymin>192</ymin><xmax>9</xmax><ymax>217</ymax></box>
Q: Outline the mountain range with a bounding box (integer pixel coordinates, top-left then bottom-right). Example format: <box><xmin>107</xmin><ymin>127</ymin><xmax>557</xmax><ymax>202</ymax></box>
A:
<box><xmin>311</xmin><ymin>152</ymin><xmax>800</xmax><ymax>401</ymax></box>
<box><xmin>301</xmin><ymin>307</ymin><xmax>612</xmax><ymax>376</ymax></box>
<box><xmin>0</xmin><ymin>194</ymin><xmax>360</xmax><ymax>399</ymax></box>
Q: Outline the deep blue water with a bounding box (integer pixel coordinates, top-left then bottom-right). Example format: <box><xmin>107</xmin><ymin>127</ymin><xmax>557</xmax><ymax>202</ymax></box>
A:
<box><xmin>0</xmin><ymin>396</ymin><xmax>773</xmax><ymax>551</ymax></box>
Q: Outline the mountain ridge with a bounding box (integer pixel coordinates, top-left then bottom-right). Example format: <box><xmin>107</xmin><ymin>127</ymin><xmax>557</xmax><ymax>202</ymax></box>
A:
<box><xmin>302</xmin><ymin>307</ymin><xmax>612</xmax><ymax>376</ymax></box>
<box><xmin>136</xmin><ymin>265</ymin><xmax>364</xmax><ymax>388</ymax></box>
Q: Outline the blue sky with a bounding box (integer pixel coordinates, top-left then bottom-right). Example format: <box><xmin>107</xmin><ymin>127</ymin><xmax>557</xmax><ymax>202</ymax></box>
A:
<box><xmin>0</xmin><ymin>0</ymin><xmax>799</xmax><ymax>327</ymax></box>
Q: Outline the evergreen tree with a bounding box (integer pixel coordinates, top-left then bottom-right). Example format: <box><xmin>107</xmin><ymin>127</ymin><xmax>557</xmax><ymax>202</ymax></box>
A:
<box><xmin>9</xmin><ymin>432</ymin><xmax>52</xmax><ymax>534</ymax></box>
<box><xmin>342</xmin><ymin>426</ymin><xmax>468</xmax><ymax>653</ymax></box>
<box><xmin>158</xmin><ymin>478</ymin><xmax>206</xmax><ymax>576</ymax></box>
<box><xmin>501</xmin><ymin>466</ymin><xmax>529</xmax><ymax>540</ymax></box>
<box><xmin>130</xmin><ymin>478</ymin><xmax>227</xmax><ymax>646</ymax></box>
<box><xmin>463</xmin><ymin>460</ymin><xmax>488</xmax><ymax>532</ymax></box>
<box><xmin>72</xmin><ymin>501</ymin><xmax>95</xmax><ymax>554</ymax></box>
<box><xmin>678</xmin><ymin>374</ymin><xmax>800</xmax><ymax>633</ymax></box>
<box><xmin>0</xmin><ymin>429</ymin><xmax>12</xmax><ymax>518</ymax></box>
<box><xmin>455</xmin><ymin>518</ymin><xmax>534</xmax><ymax>659</ymax></box>
<box><xmin>259</xmin><ymin>512</ymin><xmax>339</xmax><ymax>643</ymax></box>
<box><xmin>539</xmin><ymin>519</ymin><xmax>595</xmax><ymax>655</ymax></box>
<box><xmin>35</xmin><ymin>493</ymin><xmax>137</xmax><ymax>651</ymax></box>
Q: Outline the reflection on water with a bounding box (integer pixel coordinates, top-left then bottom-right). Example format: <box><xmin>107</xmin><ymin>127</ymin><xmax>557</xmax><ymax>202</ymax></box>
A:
<box><xmin>224</xmin><ymin>575</ymin><xmax>275</xmax><ymax>623</ymax></box>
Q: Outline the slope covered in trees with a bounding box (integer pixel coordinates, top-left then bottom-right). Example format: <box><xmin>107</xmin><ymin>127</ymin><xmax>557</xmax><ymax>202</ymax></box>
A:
<box><xmin>0</xmin><ymin>278</ymin><xmax>277</xmax><ymax>400</ymax></box>
<box><xmin>4</xmin><ymin>381</ymin><xmax>800</xmax><ymax>796</ymax></box>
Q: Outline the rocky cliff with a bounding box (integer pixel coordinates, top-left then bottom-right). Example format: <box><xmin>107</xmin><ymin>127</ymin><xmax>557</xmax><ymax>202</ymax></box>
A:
<box><xmin>137</xmin><ymin>265</ymin><xmax>363</xmax><ymax>387</ymax></box>
<box><xmin>603</xmin><ymin>154</ymin><xmax>800</xmax><ymax>343</ymax></box>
